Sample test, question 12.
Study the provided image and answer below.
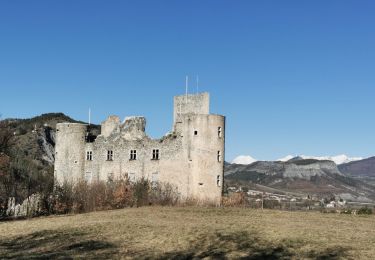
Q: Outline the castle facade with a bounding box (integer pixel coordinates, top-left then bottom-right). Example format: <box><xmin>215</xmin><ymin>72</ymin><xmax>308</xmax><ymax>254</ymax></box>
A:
<box><xmin>54</xmin><ymin>93</ymin><xmax>225</xmax><ymax>202</ymax></box>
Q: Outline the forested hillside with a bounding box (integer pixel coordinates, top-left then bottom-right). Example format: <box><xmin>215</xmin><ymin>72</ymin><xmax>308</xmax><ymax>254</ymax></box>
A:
<box><xmin>0</xmin><ymin>113</ymin><xmax>99</xmax><ymax>214</ymax></box>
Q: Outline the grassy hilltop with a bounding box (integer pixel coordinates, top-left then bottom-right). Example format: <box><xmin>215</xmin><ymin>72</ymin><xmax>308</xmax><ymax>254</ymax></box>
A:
<box><xmin>0</xmin><ymin>207</ymin><xmax>374</xmax><ymax>259</ymax></box>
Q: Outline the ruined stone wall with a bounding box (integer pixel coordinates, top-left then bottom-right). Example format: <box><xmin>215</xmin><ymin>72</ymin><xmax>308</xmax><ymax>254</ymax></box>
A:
<box><xmin>55</xmin><ymin>93</ymin><xmax>225</xmax><ymax>202</ymax></box>
<box><xmin>83</xmin><ymin>132</ymin><xmax>191</xmax><ymax>196</ymax></box>
<box><xmin>101</xmin><ymin>115</ymin><xmax>120</xmax><ymax>138</ymax></box>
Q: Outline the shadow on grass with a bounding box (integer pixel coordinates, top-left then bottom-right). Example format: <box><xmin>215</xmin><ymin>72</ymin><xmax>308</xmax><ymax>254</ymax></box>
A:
<box><xmin>0</xmin><ymin>229</ymin><xmax>350</xmax><ymax>259</ymax></box>
<box><xmin>157</xmin><ymin>231</ymin><xmax>350</xmax><ymax>260</ymax></box>
<box><xmin>0</xmin><ymin>229</ymin><xmax>118</xmax><ymax>259</ymax></box>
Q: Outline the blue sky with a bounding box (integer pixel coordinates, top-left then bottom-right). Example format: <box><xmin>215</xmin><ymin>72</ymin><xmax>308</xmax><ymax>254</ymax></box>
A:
<box><xmin>0</xmin><ymin>1</ymin><xmax>374</xmax><ymax>161</ymax></box>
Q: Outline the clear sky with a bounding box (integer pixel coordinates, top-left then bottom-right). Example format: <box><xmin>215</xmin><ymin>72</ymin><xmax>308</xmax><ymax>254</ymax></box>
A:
<box><xmin>0</xmin><ymin>1</ymin><xmax>374</xmax><ymax>161</ymax></box>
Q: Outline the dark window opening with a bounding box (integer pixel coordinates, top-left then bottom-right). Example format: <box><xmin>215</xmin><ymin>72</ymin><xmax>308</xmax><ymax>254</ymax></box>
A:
<box><xmin>86</xmin><ymin>151</ymin><xmax>93</xmax><ymax>161</ymax></box>
<box><xmin>217</xmin><ymin>175</ymin><xmax>221</xmax><ymax>187</ymax></box>
<box><xmin>130</xmin><ymin>150</ymin><xmax>137</xmax><ymax>160</ymax></box>
<box><xmin>85</xmin><ymin>125</ymin><xmax>98</xmax><ymax>143</ymax></box>
<box><xmin>194</xmin><ymin>130</ymin><xmax>198</xmax><ymax>136</ymax></box>
<box><xmin>85</xmin><ymin>132</ymin><xmax>97</xmax><ymax>143</ymax></box>
<box><xmin>107</xmin><ymin>150</ymin><xmax>113</xmax><ymax>161</ymax></box>
<box><xmin>152</xmin><ymin>149</ymin><xmax>160</xmax><ymax>160</ymax></box>
<box><xmin>217</xmin><ymin>151</ymin><xmax>221</xmax><ymax>162</ymax></box>
<box><xmin>218</xmin><ymin>127</ymin><xmax>222</xmax><ymax>138</ymax></box>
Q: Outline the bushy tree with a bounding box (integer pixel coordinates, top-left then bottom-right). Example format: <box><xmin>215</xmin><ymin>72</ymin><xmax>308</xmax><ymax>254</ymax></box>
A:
<box><xmin>357</xmin><ymin>207</ymin><xmax>372</xmax><ymax>215</ymax></box>
<box><xmin>133</xmin><ymin>177</ymin><xmax>150</xmax><ymax>207</ymax></box>
<box><xmin>0</xmin><ymin>120</ymin><xmax>12</xmax><ymax>154</ymax></box>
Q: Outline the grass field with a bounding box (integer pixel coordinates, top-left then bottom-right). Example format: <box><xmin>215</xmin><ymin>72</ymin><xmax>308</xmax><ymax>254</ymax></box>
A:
<box><xmin>0</xmin><ymin>207</ymin><xmax>374</xmax><ymax>259</ymax></box>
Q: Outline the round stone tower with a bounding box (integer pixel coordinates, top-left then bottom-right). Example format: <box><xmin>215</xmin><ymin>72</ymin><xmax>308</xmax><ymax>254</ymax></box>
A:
<box><xmin>181</xmin><ymin>114</ymin><xmax>225</xmax><ymax>204</ymax></box>
<box><xmin>54</xmin><ymin>123</ymin><xmax>87</xmax><ymax>184</ymax></box>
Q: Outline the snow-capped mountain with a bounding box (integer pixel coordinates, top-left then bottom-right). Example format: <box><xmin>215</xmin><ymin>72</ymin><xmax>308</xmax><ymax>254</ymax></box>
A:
<box><xmin>231</xmin><ymin>155</ymin><xmax>257</xmax><ymax>165</ymax></box>
<box><xmin>232</xmin><ymin>154</ymin><xmax>364</xmax><ymax>165</ymax></box>
<box><xmin>277</xmin><ymin>155</ymin><xmax>295</xmax><ymax>162</ymax></box>
<box><xmin>277</xmin><ymin>154</ymin><xmax>363</xmax><ymax>165</ymax></box>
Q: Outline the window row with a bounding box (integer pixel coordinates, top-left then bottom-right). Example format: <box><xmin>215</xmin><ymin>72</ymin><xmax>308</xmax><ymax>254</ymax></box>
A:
<box><xmin>193</xmin><ymin>127</ymin><xmax>222</xmax><ymax>137</ymax></box>
<box><xmin>87</xmin><ymin>149</ymin><xmax>222</xmax><ymax>162</ymax></box>
<box><xmin>86</xmin><ymin>149</ymin><xmax>160</xmax><ymax>161</ymax></box>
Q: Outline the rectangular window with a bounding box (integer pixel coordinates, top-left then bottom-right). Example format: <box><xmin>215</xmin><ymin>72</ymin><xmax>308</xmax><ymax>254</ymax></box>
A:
<box><xmin>108</xmin><ymin>172</ymin><xmax>114</xmax><ymax>182</ymax></box>
<box><xmin>86</xmin><ymin>151</ymin><xmax>93</xmax><ymax>161</ymax></box>
<box><xmin>152</xmin><ymin>149</ymin><xmax>160</xmax><ymax>160</ymax></box>
<box><xmin>217</xmin><ymin>151</ymin><xmax>221</xmax><ymax>162</ymax></box>
<box><xmin>217</xmin><ymin>175</ymin><xmax>221</xmax><ymax>187</ymax></box>
<box><xmin>194</xmin><ymin>130</ymin><xmax>198</xmax><ymax>136</ymax></box>
<box><xmin>218</xmin><ymin>127</ymin><xmax>222</xmax><ymax>138</ymax></box>
<box><xmin>107</xmin><ymin>150</ymin><xmax>113</xmax><ymax>161</ymax></box>
<box><xmin>130</xmin><ymin>150</ymin><xmax>137</xmax><ymax>160</ymax></box>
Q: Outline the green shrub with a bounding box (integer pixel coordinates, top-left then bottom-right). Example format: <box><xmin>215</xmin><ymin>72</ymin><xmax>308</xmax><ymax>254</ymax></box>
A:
<box><xmin>47</xmin><ymin>177</ymin><xmax>179</xmax><ymax>215</ymax></box>
<box><xmin>340</xmin><ymin>209</ymin><xmax>352</xmax><ymax>214</ymax></box>
<box><xmin>357</xmin><ymin>207</ymin><xmax>372</xmax><ymax>215</ymax></box>
<box><xmin>133</xmin><ymin>177</ymin><xmax>150</xmax><ymax>207</ymax></box>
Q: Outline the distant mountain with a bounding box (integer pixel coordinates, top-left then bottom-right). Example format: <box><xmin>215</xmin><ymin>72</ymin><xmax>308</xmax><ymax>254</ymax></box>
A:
<box><xmin>225</xmin><ymin>159</ymin><xmax>375</xmax><ymax>202</ymax></box>
<box><xmin>231</xmin><ymin>155</ymin><xmax>257</xmax><ymax>165</ymax></box>
<box><xmin>278</xmin><ymin>154</ymin><xmax>363</xmax><ymax>165</ymax></box>
<box><xmin>339</xmin><ymin>157</ymin><xmax>375</xmax><ymax>178</ymax></box>
<box><xmin>233</xmin><ymin>154</ymin><xmax>364</xmax><ymax>166</ymax></box>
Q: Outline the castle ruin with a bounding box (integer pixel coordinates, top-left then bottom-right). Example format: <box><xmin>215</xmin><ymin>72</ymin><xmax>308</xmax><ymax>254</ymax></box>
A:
<box><xmin>54</xmin><ymin>92</ymin><xmax>225</xmax><ymax>203</ymax></box>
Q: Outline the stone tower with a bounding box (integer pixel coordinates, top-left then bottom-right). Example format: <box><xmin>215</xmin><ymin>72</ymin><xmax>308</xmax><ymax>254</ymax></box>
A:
<box><xmin>54</xmin><ymin>123</ymin><xmax>87</xmax><ymax>183</ymax></box>
<box><xmin>54</xmin><ymin>92</ymin><xmax>225</xmax><ymax>203</ymax></box>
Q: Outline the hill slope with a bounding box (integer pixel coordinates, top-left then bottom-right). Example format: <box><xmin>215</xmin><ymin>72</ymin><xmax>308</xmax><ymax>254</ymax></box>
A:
<box><xmin>5</xmin><ymin>113</ymin><xmax>100</xmax><ymax>167</ymax></box>
<box><xmin>225</xmin><ymin>159</ymin><xmax>375</xmax><ymax>202</ymax></box>
<box><xmin>0</xmin><ymin>113</ymin><xmax>99</xmax><ymax>203</ymax></box>
<box><xmin>339</xmin><ymin>157</ymin><xmax>375</xmax><ymax>178</ymax></box>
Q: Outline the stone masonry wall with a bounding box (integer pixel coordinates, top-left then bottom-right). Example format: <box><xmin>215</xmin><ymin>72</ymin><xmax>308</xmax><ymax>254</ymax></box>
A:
<box><xmin>55</xmin><ymin>93</ymin><xmax>225</xmax><ymax>203</ymax></box>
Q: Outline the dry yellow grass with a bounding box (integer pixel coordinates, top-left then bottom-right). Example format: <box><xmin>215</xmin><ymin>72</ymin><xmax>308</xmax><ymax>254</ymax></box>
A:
<box><xmin>0</xmin><ymin>207</ymin><xmax>374</xmax><ymax>259</ymax></box>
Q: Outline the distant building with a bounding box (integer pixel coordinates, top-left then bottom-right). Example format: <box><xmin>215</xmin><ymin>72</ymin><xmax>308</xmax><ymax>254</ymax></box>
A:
<box><xmin>54</xmin><ymin>92</ymin><xmax>225</xmax><ymax>203</ymax></box>
<box><xmin>326</xmin><ymin>201</ymin><xmax>336</xmax><ymax>208</ymax></box>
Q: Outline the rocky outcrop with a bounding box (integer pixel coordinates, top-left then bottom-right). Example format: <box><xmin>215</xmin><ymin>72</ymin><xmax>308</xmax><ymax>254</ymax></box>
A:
<box><xmin>121</xmin><ymin>116</ymin><xmax>146</xmax><ymax>140</ymax></box>
<box><xmin>226</xmin><ymin>159</ymin><xmax>341</xmax><ymax>180</ymax></box>
<box><xmin>38</xmin><ymin>127</ymin><xmax>56</xmax><ymax>164</ymax></box>
<box><xmin>283</xmin><ymin>160</ymin><xmax>341</xmax><ymax>179</ymax></box>
<box><xmin>225</xmin><ymin>159</ymin><xmax>375</xmax><ymax>202</ymax></box>
<box><xmin>6</xmin><ymin>194</ymin><xmax>43</xmax><ymax>218</ymax></box>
